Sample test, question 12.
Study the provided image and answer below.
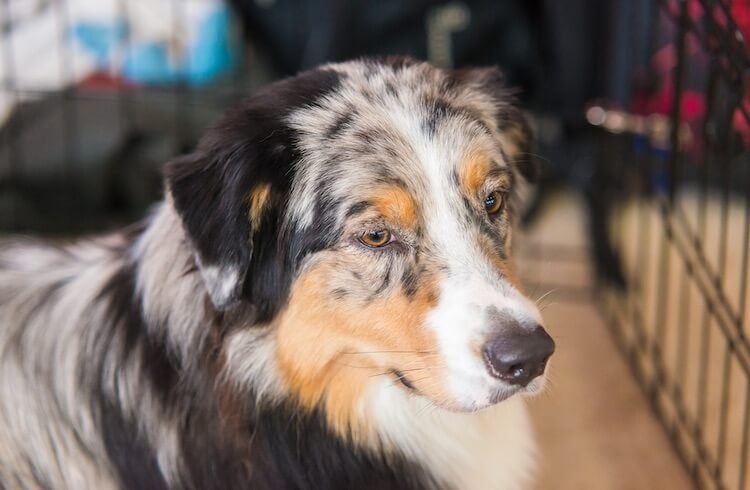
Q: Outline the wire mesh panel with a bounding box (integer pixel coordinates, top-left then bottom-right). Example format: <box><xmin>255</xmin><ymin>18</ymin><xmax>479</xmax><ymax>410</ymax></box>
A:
<box><xmin>598</xmin><ymin>1</ymin><xmax>750</xmax><ymax>488</ymax></box>
<box><xmin>0</xmin><ymin>0</ymin><xmax>257</xmax><ymax>233</ymax></box>
<box><xmin>2</xmin><ymin>0</ymin><xmax>749</xmax><ymax>486</ymax></box>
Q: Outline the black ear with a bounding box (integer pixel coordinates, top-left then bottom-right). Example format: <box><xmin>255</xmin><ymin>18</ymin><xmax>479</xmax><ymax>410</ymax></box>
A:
<box><xmin>451</xmin><ymin>66</ymin><xmax>539</xmax><ymax>182</ymax></box>
<box><xmin>167</xmin><ymin>140</ymin><xmax>298</xmax><ymax>317</ymax></box>
<box><xmin>498</xmin><ymin>106</ymin><xmax>539</xmax><ymax>182</ymax></box>
<box><xmin>162</xmin><ymin>83</ymin><xmax>297</xmax><ymax>312</ymax></box>
<box><xmin>164</xmin><ymin>67</ymin><xmax>342</xmax><ymax>315</ymax></box>
<box><xmin>165</xmin><ymin>147</ymin><xmax>275</xmax><ymax>311</ymax></box>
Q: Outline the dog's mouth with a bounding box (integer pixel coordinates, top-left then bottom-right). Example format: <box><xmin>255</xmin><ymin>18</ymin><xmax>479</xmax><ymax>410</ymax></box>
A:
<box><xmin>389</xmin><ymin>367</ymin><xmax>539</xmax><ymax>412</ymax></box>
<box><xmin>487</xmin><ymin>371</ymin><xmax>546</xmax><ymax>405</ymax></box>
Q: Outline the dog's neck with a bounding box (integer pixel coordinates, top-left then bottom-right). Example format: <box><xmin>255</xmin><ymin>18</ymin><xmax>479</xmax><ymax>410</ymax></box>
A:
<box><xmin>361</xmin><ymin>381</ymin><xmax>536</xmax><ymax>490</ymax></box>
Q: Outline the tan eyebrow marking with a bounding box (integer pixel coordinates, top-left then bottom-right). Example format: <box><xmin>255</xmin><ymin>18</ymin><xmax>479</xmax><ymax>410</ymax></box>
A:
<box><xmin>368</xmin><ymin>185</ymin><xmax>418</xmax><ymax>229</ymax></box>
<box><xmin>460</xmin><ymin>152</ymin><xmax>492</xmax><ymax>197</ymax></box>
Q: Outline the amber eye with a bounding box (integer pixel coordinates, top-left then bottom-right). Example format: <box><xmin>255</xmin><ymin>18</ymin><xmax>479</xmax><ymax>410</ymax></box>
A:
<box><xmin>484</xmin><ymin>191</ymin><xmax>504</xmax><ymax>215</ymax></box>
<box><xmin>359</xmin><ymin>229</ymin><xmax>392</xmax><ymax>248</ymax></box>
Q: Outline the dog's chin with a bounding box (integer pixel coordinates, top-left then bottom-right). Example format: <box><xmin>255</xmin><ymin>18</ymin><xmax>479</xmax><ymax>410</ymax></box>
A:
<box><xmin>391</xmin><ymin>368</ymin><xmax>548</xmax><ymax>413</ymax></box>
<box><xmin>427</xmin><ymin>375</ymin><xmax>548</xmax><ymax>413</ymax></box>
<box><xmin>412</xmin><ymin>377</ymin><xmax>544</xmax><ymax>413</ymax></box>
<box><xmin>486</xmin><ymin>386</ymin><xmax>523</xmax><ymax>406</ymax></box>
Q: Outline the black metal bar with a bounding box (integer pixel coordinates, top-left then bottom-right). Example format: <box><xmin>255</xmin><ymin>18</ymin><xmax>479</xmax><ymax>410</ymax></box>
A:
<box><xmin>0</xmin><ymin>0</ymin><xmax>22</xmax><ymax>230</ymax></box>
<box><xmin>739</xmin><ymin>164</ymin><xmax>750</xmax><ymax>337</ymax></box>
<box><xmin>57</xmin><ymin>0</ymin><xmax>78</xmax><ymax>224</ymax></box>
<box><xmin>633</xmin><ymin>190</ymin><xmax>653</xmax><ymax>357</ymax></box>
<box><xmin>172</xmin><ymin>0</ymin><xmax>189</xmax><ymax>152</ymax></box>
<box><xmin>672</xmin><ymin>256</ymin><xmax>691</xmax><ymax>400</ymax></box>
<box><xmin>651</xmin><ymin>200</ymin><xmax>673</xmax><ymax>396</ymax></box>
<box><xmin>714</xmin><ymin>339</ymin><xmax>733</xmax><ymax>482</ymax></box>
<box><xmin>738</xmin><ymin>380</ymin><xmax>750</xmax><ymax>489</ymax></box>
<box><xmin>667</xmin><ymin>0</ymin><xmax>688</xmax><ymax>203</ymax></box>
<box><xmin>117</xmin><ymin>0</ymin><xmax>133</xmax><ymax>135</ymax></box>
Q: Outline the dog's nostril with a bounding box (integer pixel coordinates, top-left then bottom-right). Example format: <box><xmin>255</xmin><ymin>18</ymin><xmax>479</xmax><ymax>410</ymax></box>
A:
<box><xmin>509</xmin><ymin>364</ymin><xmax>526</xmax><ymax>378</ymax></box>
<box><xmin>483</xmin><ymin>325</ymin><xmax>555</xmax><ymax>387</ymax></box>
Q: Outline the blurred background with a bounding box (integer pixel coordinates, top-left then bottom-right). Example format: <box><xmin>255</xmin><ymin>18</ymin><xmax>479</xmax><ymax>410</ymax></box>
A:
<box><xmin>0</xmin><ymin>0</ymin><xmax>748</xmax><ymax>488</ymax></box>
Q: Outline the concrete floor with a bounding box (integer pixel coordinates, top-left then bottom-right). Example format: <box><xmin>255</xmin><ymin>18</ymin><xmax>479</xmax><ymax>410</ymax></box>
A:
<box><xmin>515</xmin><ymin>190</ymin><xmax>692</xmax><ymax>489</ymax></box>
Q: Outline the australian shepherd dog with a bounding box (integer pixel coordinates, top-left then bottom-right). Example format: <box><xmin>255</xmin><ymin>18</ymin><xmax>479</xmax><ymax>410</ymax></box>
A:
<box><xmin>0</xmin><ymin>57</ymin><xmax>554</xmax><ymax>490</ymax></box>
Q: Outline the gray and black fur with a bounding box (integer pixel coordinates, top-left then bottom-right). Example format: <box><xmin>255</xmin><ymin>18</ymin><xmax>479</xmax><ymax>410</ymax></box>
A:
<box><xmin>0</xmin><ymin>57</ymin><xmax>540</xmax><ymax>490</ymax></box>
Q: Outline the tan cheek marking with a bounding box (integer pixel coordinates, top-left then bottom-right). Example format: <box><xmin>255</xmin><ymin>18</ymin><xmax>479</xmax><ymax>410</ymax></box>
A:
<box><xmin>274</xmin><ymin>263</ymin><xmax>441</xmax><ymax>442</ymax></box>
<box><xmin>370</xmin><ymin>186</ymin><xmax>418</xmax><ymax>229</ymax></box>
<box><xmin>460</xmin><ymin>152</ymin><xmax>491</xmax><ymax>197</ymax></box>
<box><xmin>247</xmin><ymin>183</ymin><xmax>272</xmax><ymax>226</ymax></box>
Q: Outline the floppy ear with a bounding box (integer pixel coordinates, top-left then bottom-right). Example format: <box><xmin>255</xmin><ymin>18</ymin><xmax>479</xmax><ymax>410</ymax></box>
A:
<box><xmin>164</xmin><ymin>101</ymin><xmax>299</xmax><ymax>317</ymax></box>
<box><xmin>451</xmin><ymin>66</ymin><xmax>539</xmax><ymax>182</ymax></box>
<box><xmin>164</xmin><ymin>67</ymin><xmax>341</xmax><ymax>315</ymax></box>
<box><xmin>497</xmin><ymin>106</ymin><xmax>539</xmax><ymax>182</ymax></box>
<box><xmin>165</xmin><ymin>146</ymin><xmax>278</xmax><ymax>311</ymax></box>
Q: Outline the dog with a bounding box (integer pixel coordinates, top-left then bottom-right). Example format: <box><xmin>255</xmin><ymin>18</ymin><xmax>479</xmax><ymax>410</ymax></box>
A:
<box><xmin>0</xmin><ymin>57</ymin><xmax>554</xmax><ymax>490</ymax></box>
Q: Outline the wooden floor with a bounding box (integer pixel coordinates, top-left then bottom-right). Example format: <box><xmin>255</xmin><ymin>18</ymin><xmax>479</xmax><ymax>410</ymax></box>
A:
<box><xmin>515</xmin><ymin>191</ymin><xmax>692</xmax><ymax>489</ymax></box>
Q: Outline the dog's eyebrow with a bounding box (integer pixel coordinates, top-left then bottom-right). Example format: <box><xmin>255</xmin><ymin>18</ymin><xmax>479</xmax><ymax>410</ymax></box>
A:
<box><xmin>345</xmin><ymin>201</ymin><xmax>373</xmax><ymax>218</ymax></box>
<box><xmin>485</xmin><ymin>166</ymin><xmax>513</xmax><ymax>187</ymax></box>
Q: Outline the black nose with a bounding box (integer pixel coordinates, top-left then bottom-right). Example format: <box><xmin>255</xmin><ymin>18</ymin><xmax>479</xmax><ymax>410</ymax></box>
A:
<box><xmin>483</xmin><ymin>326</ymin><xmax>555</xmax><ymax>386</ymax></box>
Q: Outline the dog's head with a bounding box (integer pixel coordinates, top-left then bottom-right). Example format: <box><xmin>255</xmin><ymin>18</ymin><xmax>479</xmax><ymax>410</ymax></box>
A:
<box><xmin>166</xmin><ymin>58</ymin><xmax>553</xmax><ymax>437</ymax></box>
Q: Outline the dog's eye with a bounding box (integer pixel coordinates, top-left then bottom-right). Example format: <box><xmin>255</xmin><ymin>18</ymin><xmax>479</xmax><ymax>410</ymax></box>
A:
<box><xmin>359</xmin><ymin>229</ymin><xmax>392</xmax><ymax>248</ymax></box>
<box><xmin>484</xmin><ymin>191</ymin><xmax>504</xmax><ymax>215</ymax></box>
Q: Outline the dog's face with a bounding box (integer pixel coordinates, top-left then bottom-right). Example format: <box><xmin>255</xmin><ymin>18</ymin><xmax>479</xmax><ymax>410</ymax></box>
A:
<box><xmin>167</xmin><ymin>58</ymin><xmax>553</xmax><ymax>437</ymax></box>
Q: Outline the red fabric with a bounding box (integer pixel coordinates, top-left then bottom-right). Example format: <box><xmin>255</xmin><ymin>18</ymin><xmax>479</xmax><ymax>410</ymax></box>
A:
<box><xmin>732</xmin><ymin>0</ymin><xmax>750</xmax><ymax>46</ymax></box>
<box><xmin>630</xmin><ymin>0</ymin><xmax>750</xmax><ymax>151</ymax></box>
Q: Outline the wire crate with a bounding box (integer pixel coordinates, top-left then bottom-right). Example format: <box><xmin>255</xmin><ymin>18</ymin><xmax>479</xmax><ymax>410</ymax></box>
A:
<box><xmin>0</xmin><ymin>0</ymin><xmax>261</xmax><ymax>232</ymax></box>
<box><xmin>2</xmin><ymin>0</ymin><xmax>750</xmax><ymax>488</ymax></box>
<box><xmin>598</xmin><ymin>1</ymin><xmax>750</xmax><ymax>488</ymax></box>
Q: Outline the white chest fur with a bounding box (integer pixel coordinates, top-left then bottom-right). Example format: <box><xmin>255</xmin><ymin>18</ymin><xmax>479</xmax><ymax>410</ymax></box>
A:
<box><xmin>367</xmin><ymin>383</ymin><xmax>537</xmax><ymax>490</ymax></box>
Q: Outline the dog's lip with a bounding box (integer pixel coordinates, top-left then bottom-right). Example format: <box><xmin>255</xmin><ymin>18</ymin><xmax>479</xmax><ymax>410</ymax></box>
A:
<box><xmin>483</xmin><ymin>349</ymin><xmax>501</xmax><ymax>378</ymax></box>
<box><xmin>387</xmin><ymin>366</ymin><xmax>539</xmax><ymax>409</ymax></box>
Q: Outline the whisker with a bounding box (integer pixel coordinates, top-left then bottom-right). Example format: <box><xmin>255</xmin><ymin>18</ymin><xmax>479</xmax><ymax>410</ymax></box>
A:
<box><xmin>539</xmin><ymin>300</ymin><xmax>558</xmax><ymax>313</ymax></box>
<box><xmin>405</xmin><ymin>374</ymin><xmax>435</xmax><ymax>385</ymax></box>
<box><xmin>341</xmin><ymin>350</ymin><xmax>438</xmax><ymax>355</ymax></box>
<box><xmin>518</xmin><ymin>151</ymin><xmax>551</xmax><ymax>165</ymax></box>
<box><xmin>368</xmin><ymin>367</ymin><xmax>426</xmax><ymax>379</ymax></box>
<box><xmin>333</xmin><ymin>361</ymin><xmax>374</xmax><ymax>369</ymax></box>
<box><xmin>416</xmin><ymin>399</ymin><xmax>440</xmax><ymax>416</ymax></box>
<box><xmin>535</xmin><ymin>289</ymin><xmax>557</xmax><ymax>306</ymax></box>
